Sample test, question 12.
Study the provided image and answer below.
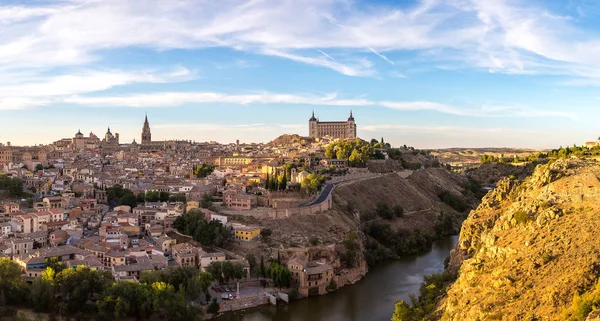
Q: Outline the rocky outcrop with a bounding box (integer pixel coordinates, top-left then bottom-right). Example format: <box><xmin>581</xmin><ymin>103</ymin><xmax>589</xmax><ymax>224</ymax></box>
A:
<box><xmin>441</xmin><ymin>159</ymin><xmax>600</xmax><ymax>320</ymax></box>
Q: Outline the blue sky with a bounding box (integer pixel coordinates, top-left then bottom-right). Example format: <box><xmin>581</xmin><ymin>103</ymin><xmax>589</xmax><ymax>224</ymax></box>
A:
<box><xmin>2</xmin><ymin>0</ymin><xmax>600</xmax><ymax>148</ymax></box>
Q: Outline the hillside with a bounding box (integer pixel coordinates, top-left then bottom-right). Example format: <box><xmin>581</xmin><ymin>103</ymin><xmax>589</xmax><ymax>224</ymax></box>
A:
<box><xmin>465</xmin><ymin>162</ymin><xmax>541</xmax><ymax>186</ymax></box>
<box><xmin>333</xmin><ymin>169</ymin><xmax>479</xmax><ymax>231</ymax></box>
<box><xmin>429</xmin><ymin>148</ymin><xmax>544</xmax><ymax>165</ymax></box>
<box><xmin>267</xmin><ymin>134</ymin><xmax>312</xmax><ymax>146</ymax></box>
<box><xmin>232</xmin><ymin>168</ymin><xmax>480</xmax><ymax>266</ymax></box>
<box><xmin>440</xmin><ymin>159</ymin><xmax>600</xmax><ymax>320</ymax></box>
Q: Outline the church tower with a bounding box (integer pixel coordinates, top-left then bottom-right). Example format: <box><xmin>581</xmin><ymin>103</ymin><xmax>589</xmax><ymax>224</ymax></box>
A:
<box><xmin>141</xmin><ymin>114</ymin><xmax>151</xmax><ymax>144</ymax></box>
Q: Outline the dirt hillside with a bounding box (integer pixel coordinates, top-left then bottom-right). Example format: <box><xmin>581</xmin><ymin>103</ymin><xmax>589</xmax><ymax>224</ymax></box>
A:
<box><xmin>333</xmin><ymin>169</ymin><xmax>479</xmax><ymax>231</ymax></box>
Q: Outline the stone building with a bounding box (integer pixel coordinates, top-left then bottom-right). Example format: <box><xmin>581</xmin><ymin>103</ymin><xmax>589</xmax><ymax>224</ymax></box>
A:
<box><xmin>308</xmin><ymin>111</ymin><xmax>356</xmax><ymax>139</ymax></box>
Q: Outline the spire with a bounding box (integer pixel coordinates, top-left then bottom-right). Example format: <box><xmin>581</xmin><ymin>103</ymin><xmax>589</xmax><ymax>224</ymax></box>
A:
<box><xmin>107</xmin><ymin>126</ymin><xmax>111</xmax><ymax>134</ymax></box>
<box><xmin>309</xmin><ymin>110</ymin><xmax>317</xmax><ymax>121</ymax></box>
<box><xmin>144</xmin><ymin>112</ymin><xmax>148</xmax><ymax>124</ymax></box>
<box><xmin>348</xmin><ymin>110</ymin><xmax>355</xmax><ymax>121</ymax></box>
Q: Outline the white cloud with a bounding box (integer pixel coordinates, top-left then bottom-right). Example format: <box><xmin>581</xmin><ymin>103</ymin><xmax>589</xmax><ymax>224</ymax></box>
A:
<box><xmin>57</xmin><ymin>90</ymin><xmax>578</xmax><ymax>120</ymax></box>
<box><xmin>2</xmin><ymin>0</ymin><xmax>598</xmax><ymax>79</ymax></box>
<box><xmin>0</xmin><ymin>67</ymin><xmax>197</xmax><ymax>110</ymax></box>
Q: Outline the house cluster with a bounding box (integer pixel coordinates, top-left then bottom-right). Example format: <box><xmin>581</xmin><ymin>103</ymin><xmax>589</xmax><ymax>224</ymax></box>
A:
<box><xmin>0</xmin><ymin>113</ymin><xmax>372</xmax><ymax>287</ymax></box>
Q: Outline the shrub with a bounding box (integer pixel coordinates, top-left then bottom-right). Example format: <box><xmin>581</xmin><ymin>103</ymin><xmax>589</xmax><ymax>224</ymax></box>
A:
<box><xmin>207</xmin><ymin>298</ymin><xmax>220</xmax><ymax>315</ymax></box>
<box><xmin>514</xmin><ymin>210</ymin><xmax>531</xmax><ymax>224</ymax></box>
<box><xmin>308</xmin><ymin>236</ymin><xmax>320</xmax><ymax>246</ymax></box>
<box><xmin>392</xmin><ymin>205</ymin><xmax>404</xmax><ymax>217</ymax></box>
<box><xmin>438</xmin><ymin>191</ymin><xmax>468</xmax><ymax>212</ymax></box>
<box><xmin>375</xmin><ymin>201</ymin><xmax>393</xmax><ymax>219</ymax></box>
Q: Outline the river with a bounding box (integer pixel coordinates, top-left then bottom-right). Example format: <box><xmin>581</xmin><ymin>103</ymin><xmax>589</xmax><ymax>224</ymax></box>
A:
<box><xmin>214</xmin><ymin>235</ymin><xmax>458</xmax><ymax>321</ymax></box>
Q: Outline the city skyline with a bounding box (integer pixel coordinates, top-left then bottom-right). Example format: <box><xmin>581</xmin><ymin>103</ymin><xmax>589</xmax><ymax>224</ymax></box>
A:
<box><xmin>2</xmin><ymin>0</ymin><xmax>600</xmax><ymax>148</ymax></box>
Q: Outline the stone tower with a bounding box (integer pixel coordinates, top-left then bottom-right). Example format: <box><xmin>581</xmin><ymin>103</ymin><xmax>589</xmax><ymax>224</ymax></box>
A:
<box><xmin>141</xmin><ymin>114</ymin><xmax>151</xmax><ymax>144</ymax></box>
<box><xmin>308</xmin><ymin>110</ymin><xmax>318</xmax><ymax>138</ymax></box>
<box><xmin>347</xmin><ymin>110</ymin><xmax>356</xmax><ymax>139</ymax></box>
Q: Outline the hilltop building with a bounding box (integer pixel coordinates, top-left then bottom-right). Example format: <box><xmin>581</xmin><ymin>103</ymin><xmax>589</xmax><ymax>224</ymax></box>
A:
<box><xmin>308</xmin><ymin>111</ymin><xmax>356</xmax><ymax>140</ymax></box>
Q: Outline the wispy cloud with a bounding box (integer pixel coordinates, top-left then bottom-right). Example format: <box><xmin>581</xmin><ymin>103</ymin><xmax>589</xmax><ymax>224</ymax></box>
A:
<box><xmin>0</xmin><ymin>67</ymin><xmax>197</xmax><ymax>109</ymax></box>
<box><xmin>261</xmin><ymin>49</ymin><xmax>376</xmax><ymax>77</ymax></box>
<box><xmin>53</xmin><ymin>90</ymin><xmax>578</xmax><ymax>120</ymax></box>
<box><xmin>2</xmin><ymin>0</ymin><xmax>598</xmax><ymax>79</ymax></box>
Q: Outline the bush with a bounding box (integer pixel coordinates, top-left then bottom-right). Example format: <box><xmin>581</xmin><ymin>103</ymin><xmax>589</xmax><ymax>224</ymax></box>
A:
<box><xmin>562</xmin><ymin>280</ymin><xmax>600</xmax><ymax>321</ymax></box>
<box><xmin>392</xmin><ymin>205</ymin><xmax>404</xmax><ymax>217</ymax></box>
<box><xmin>392</xmin><ymin>273</ymin><xmax>456</xmax><ymax>321</ymax></box>
<box><xmin>207</xmin><ymin>298</ymin><xmax>220</xmax><ymax>315</ymax></box>
<box><xmin>514</xmin><ymin>210</ymin><xmax>531</xmax><ymax>224</ymax></box>
<box><xmin>375</xmin><ymin>201</ymin><xmax>393</xmax><ymax>219</ymax></box>
<box><xmin>438</xmin><ymin>191</ymin><xmax>468</xmax><ymax>212</ymax></box>
<box><xmin>260</xmin><ymin>229</ymin><xmax>272</xmax><ymax>238</ymax></box>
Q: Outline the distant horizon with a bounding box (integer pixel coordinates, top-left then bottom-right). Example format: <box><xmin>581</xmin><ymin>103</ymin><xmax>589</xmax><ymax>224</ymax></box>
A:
<box><xmin>3</xmin><ymin>1</ymin><xmax>600</xmax><ymax>148</ymax></box>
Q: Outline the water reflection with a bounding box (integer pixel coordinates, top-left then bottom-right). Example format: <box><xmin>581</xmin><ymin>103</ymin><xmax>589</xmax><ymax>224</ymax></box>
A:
<box><xmin>215</xmin><ymin>236</ymin><xmax>458</xmax><ymax>321</ymax></box>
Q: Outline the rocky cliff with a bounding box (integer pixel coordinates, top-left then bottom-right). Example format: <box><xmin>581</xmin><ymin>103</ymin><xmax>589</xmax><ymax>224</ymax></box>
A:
<box><xmin>441</xmin><ymin>159</ymin><xmax>600</xmax><ymax>320</ymax></box>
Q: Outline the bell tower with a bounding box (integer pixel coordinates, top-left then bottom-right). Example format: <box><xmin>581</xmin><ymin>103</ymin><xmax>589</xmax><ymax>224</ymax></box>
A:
<box><xmin>142</xmin><ymin>113</ymin><xmax>152</xmax><ymax>144</ymax></box>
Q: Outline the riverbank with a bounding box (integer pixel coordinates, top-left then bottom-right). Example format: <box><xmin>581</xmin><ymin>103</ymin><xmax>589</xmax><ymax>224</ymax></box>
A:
<box><xmin>213</xmin><ymin>236</ymin><xmax>458</xmax><ymax>321</ymax></box>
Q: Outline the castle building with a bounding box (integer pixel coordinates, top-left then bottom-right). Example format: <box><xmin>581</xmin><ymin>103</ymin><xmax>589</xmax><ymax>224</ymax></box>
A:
<box><xmin>308</xmin><ymin>111</ymin><xmax>356</xmax><ymax>139</ymax></box>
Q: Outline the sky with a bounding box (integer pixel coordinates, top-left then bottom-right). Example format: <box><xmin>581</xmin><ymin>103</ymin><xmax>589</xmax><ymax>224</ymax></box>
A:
<box><xmin>1</xmin><ymin>0</ymin><xmax>600</xmax><ymax>148</ymax></box>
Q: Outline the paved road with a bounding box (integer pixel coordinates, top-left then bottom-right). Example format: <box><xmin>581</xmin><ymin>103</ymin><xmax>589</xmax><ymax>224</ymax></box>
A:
<box><xmin>301</xmin><ymin>181</ymin><xmax>341</xmax><ymax>207</ymax></box>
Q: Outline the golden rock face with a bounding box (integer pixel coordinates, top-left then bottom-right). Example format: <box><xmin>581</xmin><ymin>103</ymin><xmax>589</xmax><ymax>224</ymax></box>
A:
<box><xmin>442</xmin><ymin>159</ymin><xmax>600</xmax><ymax>321</ymax></box>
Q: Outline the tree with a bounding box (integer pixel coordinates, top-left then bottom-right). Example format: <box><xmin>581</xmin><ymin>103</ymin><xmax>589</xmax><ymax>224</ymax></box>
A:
<box><xmin>301</xmin><ymin>174</ymin><xmax>325</xmax><ymax>194</ymax></box>
<box><xmin>198</xmin><ymin>272</ymin><xmax>213</xmax><ymax>296</ymax></box>
<box><xmin>159</xmin><ymin>191</ymin><xmax>170</xmax><ymax>202</ymax></box>
<box><xmin>169</xmin><ymin>193</ymin><xmax>187</xmax><ymax>203</ymax></box>
<box><xmin>0</xmin><ymin>258</ymin><xmax>28</xmax><ymax>304</ymax></box>
<box><xmin>325</xmin><ymin>144</ymin><xmax>335</xmax><ymax>159</ymax></box>
<box><xmin>106</xmin><ymin>185</ymin><xmax>137</xmax><ymax>208</ymax></box>
<box><xmin>207</xmin><ymin>298</ymin><xmax>219</xmax><ymax>315</ymax></box>
<box><xmin>173</xmin><ymin>210</ymin><xmax>232</xmax><ymax>247</ymax></box>
<box><xmin>193</xmin><ymin>164</ymin><xmax>215</xmax><ymax>178</ymax></box>
<box><xmin>265</xmin><ymin>262</ymin><xmax>291</xmax><ymax>289</ymax></box>
<box><xmin>206</xmin><ymin>262</ymin><xmax>223</xmax><ymax>284</ymax></box>
<box><xmin>393</xmin><ymin>205</ymin><xmax>404</xmax><ymax>218</ymax></box>
<box><xmin>375</xmin><ymin>201</ymin><xmax>393</xmax><ymax>219</ymax></box>
<box><xmin>0</xmin><ymin>176</ymin><xmax>24</xmax><ymax>197</ymax></box>
<box><xmin>199</xmin><ymin>193</ymin><xmax>214</xmax><ymax>209</ymax></box>
<box><xmin>30</xmin><ymin>278</ymin><xmax>55</xmax><ymax>312</ymax></box>
<box><xmin>145</xmin><ymin>190</ymin><xmax>159</xmax><ymax>202</ymax></box>
<box><xmin>246</xmin><ymin>254</ymin><xmax>259</xmax><ymax>277</ymax></box>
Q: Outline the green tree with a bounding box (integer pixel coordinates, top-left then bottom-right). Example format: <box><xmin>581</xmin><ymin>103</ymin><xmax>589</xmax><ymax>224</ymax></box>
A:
<box><xmin>159</xmin><ymin>191</ymin><xmax>170</xmax><ymax>202</ymax></box>
<box><xmin>0</xmin><ymin>258</ymin><xmax>28</xmax><ymax>304</ymax></box>
<box><xmin>206</xmin><ymin>262</ymin><xmax>223</xmax><ymax>284</ymax></box>
<box><xmin>375</xmin><ymin>201</ymin><xmax>393</xmax><ymax>219</ymax></box>
<box><xmin>30</xmin><ymin>278</ymin><xmax>55</xmax><ymax>312</ymax></box>
<box><xmin>193</xmin><ymin>164</ymin><xmax>215</xmax><ymax>178</ymax></box>
<box><xmin>198</xmin><ymin>272</ymin><xmax>213</xmax><ymax>296</ymax></box>
<box><xmin>265</xmin><ymin>262</ymin><xmax>291</xmax><ymax>289</ymax></box>
<box><xmin>199</xmin><ymin>193</ymin><xmax>214</xmax><ymax>209</ymax></box>
<box><xmin>301</xmin><ymin>173</ymin><xmax>326</xmax><ymax>194</ymax></box>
